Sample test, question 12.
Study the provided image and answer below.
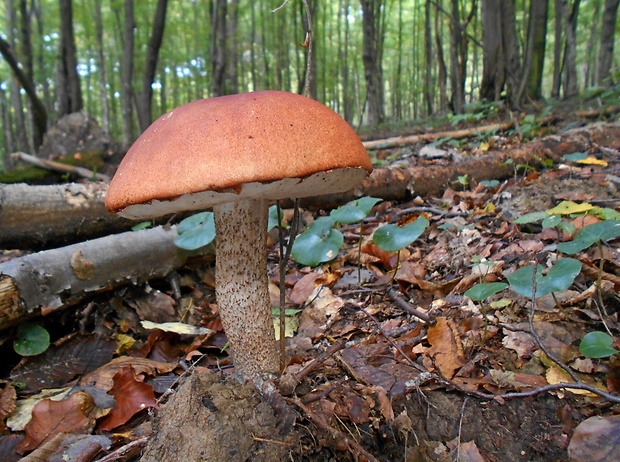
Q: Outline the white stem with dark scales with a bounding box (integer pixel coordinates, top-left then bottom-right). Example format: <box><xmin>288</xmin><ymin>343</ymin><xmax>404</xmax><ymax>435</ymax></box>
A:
<box><xmin>213</xmin><ymin>198</ymin><xmax>279</xmax><ymax>383</ymax></box>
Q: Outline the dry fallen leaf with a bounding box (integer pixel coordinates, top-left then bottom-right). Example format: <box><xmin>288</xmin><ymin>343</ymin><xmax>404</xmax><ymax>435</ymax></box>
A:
<box><xmin>568</xmin><ymin>415</ymin><xmax>620</xmax><ymax>461</ymax></box>
<box><xmin>97</xmin><ymin>366</ymin><xmax>158</xmax><ymax>432</ymax></box>
<box><xmin>16</xmin><ymin>391</ymin><xmax>100</xmax><ymax>454</ymax></box>
<box><xmin>424</xmin><ymin>317</ymin><xmax>466</xmax><ymax>379</ymax></box>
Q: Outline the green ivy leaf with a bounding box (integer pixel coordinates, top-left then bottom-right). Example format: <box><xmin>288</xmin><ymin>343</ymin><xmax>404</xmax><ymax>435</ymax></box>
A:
<box><xmin>465</xmin><ymin>282</ymin><xmax>509</xmax><ymax>301</ymax></box>
<box><xmin>506</xmin><ymin>258</ymin><xmax>582</xmax><ymax>299</ymax></box>
<box><xmin>330</xmin><ymin>197</ymin><xmax>381</xmax><ymax>224</ymax></box>
<box><xmin>373</xmin><ymin>217</ymin><xmax>429</xmax><ymax>253</ymax></box>
<box><xmin>291</xmin><ymin>216</ymin><xmax>343</xmax><ymax>267</ymax></box>
<box><xmin>557</xmin><ymin>220</ymin><xmax>620</xmax><ymax>254</ymax></box>
<box><xmin>579</xmin><ymin>331</ymin><xmax>619</xmax><ymax>358</ymax></box>
<box><xmin>14</xmin><ymin>323</ymin><xmax>50</xmax><ymax>356</ymax></box>
<box><xmin>174</xmin><ymin>212</ymin><xmax>216</xmax><ymax>250</ymax></box>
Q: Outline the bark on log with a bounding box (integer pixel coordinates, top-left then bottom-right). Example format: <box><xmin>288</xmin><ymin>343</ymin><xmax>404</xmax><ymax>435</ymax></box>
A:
<box><xmin>0</xmin><ymin>225</ymin><xmax>188</xmax><ymax>331</ymax></box>
<box><xmin>0</xmin><ymin>182</ymin><xmax>137</xmax><ymax>250</ymax></box>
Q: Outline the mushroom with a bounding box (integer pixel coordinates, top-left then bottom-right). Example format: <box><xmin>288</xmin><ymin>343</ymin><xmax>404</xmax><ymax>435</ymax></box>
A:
<box><xmin>105</xmin><ymin>90</ymin><xmax>372</xmax><ymax>384</ymax></box>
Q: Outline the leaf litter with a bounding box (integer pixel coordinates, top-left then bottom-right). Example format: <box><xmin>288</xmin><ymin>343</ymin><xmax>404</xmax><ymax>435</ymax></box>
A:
<box><xmin>1</xmin><ymin>124</ymin><xmax>620</xmax><ymax>461</ymax></box>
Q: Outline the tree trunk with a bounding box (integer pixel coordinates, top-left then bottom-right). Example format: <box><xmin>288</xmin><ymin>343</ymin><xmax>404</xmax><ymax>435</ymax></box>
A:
<box><xmin>480</xmin><ymin>0</ymin><xmax>502</xmax><ymax>101</ymax></box>
<box><xmin>519</xmin><ymin>0</ymin><xmax>549</xmax><ymax>103</ymax></box>
<box><xmin>211</xmin><ymin>0</ymin><xmax>228</xmax><ymax>97</ymax></box>
<box><xmin>424</xmin><ymin>0</ymin><xmax>434</xmax><ymax>115</ymax></box>
<box><xmin>56</xmin><ymin>0</ymin><xmax>83</xmax><ymax>117</ymax></box>
<box><xmin>359</xmin><ymin>0</ymin><xmax>385</xmax><ymax>125</ymax></box>
<box><xmin>137</xmin><ymin>0</ymin><xmax>168</xmax><ymax>132</ymax></box>
<box><xmin>597</xmin><ymin>0</ymin><xmax>620</xmax><ymax>86</ymax></box>
<box><xmin>0</xmin><ymin>36</ymin><xmax>47</xmax><ymax>150</ymax></box>
<box><xmin>93</xmin><ymin>0</ymin><xmax>110</xmax><ymax>135</ymax></box>
<box><xmin>449</xmin><ymin>0</ymin><xmax>465</xmax><ymax>113</ymax></box>
<box><xmin>551</xmin><ymin>0</ymin><xmax>565</xmax><ymax>98</ymax></box>
<box><xmin>435</xmin><ymin>5</ymin><xmax>448</xmax><ymax>112</ymax></box>
<box><xmin>562</xmin><ymin>0</ymin><xmax>581</xmax><ymax>98</ymax></box>
<box><xmin>121</xmin><ymin>0</ymin><xmax>135</xmax><ymax>143</ymax></box>
<box><xmin>480</xmin><ymin>0</ymin><xmax>520</xmax><ymax>105</ymax></box>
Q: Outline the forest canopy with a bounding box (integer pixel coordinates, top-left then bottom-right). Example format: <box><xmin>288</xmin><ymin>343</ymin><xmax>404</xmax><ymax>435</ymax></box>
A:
<box><xmin>0</xmin><ymin>0</ymin><xmax>619</xmax><ymax>158</ymax></box>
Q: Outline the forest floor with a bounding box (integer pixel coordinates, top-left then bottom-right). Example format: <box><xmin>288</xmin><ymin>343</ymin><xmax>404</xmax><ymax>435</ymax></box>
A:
<box><xmin>1</xmin><ymin>102</ymin><xmax>619</xmax><ymax>461</ymax></box>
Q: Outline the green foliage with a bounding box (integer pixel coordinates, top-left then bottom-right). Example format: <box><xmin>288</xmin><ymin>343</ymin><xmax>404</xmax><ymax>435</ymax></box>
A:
<box><xmin>291</xmin><ymin>216</ymin><xmax>343</xmax><ymax>267</ymax></box>
<box><xmin>557</xmin><ymin>220</ymin><xmax>620</xmax><ymax>254</ymax></box>
<box><xmin>373</xmin><ymin>217</ymin><xmax>429</xmax><ymax>253</ymax></box>
<box><xmin>13</xmin><ymin>323</ymin><xmax>50</xmax><ymax>356</ymax></box>
<box><xmin>506</xmin><ymin>258</ymin><xmax>582</xmax><ymax>299</ymax></box>
<box><xmin>174</xmin><ymin>212</ymin><xmax>216</xmax><ymax>251</ymax></box>
<box><xmin>330</xmin><ymin>197</ymin><xmax>381</xmax><ymax>224</ymax></box>
<box><xmin>464</xmin><ymin>282</ymin><xmax>509</xmax><ymax>301</ymax></box>
<box><xmin>579</xmin><ymin>331</ymin><xmax>619</xmax><ymax>358</ymax></box>
<box><xmin>466</xmin><ymin>258</ymin><xmax>582</xmax><ymax>301</ymax></box>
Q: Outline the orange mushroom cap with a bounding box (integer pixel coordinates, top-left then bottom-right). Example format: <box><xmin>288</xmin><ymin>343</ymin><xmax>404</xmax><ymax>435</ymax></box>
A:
<box><xmin>105</xmin><ymin>91</ymin><xmax>372</xmax><ymax>218</ymax></box>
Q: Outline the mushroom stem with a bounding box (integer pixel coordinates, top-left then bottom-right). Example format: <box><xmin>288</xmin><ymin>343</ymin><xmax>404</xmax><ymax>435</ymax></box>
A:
<box><xmin>213</xmin><ymin>198</ymin><xmax>279</xmax><ymax>383</ymax></box>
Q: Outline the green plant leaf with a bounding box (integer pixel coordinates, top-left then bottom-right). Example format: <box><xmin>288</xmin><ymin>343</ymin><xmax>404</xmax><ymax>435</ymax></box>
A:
<box><xmin>174</xmin><ymin>212</ymin><xmax>216</xmax><ymax>250</ymax></box>
<box><xmin>557</xmin><ymin>220</ymin><xmax>620</xmax><ymax>254</ymax></box>
<box><xmin>541</xmin><ymin>214</ymin><xmax>562</xmax><ymax>229</ymax></box>
<box><xmin>373</xmin><ymin>217</ymin><xmax>429</xmax><ymax>253</ymax></box>
<box><xmin>563</xmin><ymin>152</ymin><xmax>588</xmax><ymax>162</ymax></box>
<box><xmin>514</xmin><ymin>211</ymin><xmax>548</xmax><ymax>224</ymax></box>
<box><xmin>506</xmin><ymin>258</ymin><xmax>582</xmax><ymax>298</ymax></box>
<box><xmin>330</xmin><ymin>196</ymin><xmax>381</xmax><ymax>224</ymax></box>
<box><xmin>579</xmin><ymin>331</ymin><xmax>619</xmax><ymax>358</ymax></box>
<box><xmin>14</xmin><ymin>323</ymin><xmax>50</xmax><ymax>356</ymax></box>
<box><xmin>291</xmin><ymin>216</ymin><xmax>343</xmax><ymax>267</ymax></box>
<box><xmin>131</xmin><ymin>221</ymin><xmax>152</xmax><ymax>231</ymax></box>
<box><xmin>481</xmin><ymin>180</ymin><xmax>500</xmax><ymax>188</ymax></box>
<box><xmin>465</xmin><ymin>282</ymin><xmax>509</xmax><ymax>301</ymax></box>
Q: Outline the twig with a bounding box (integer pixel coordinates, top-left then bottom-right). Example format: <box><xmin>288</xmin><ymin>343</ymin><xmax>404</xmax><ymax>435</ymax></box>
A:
<box><xmin>386</xmin><ymin>288</ymin><xmax>432</xmax><ymax>323</ymax></box>
<box><xmin>12</xmin><ymin>151</ymin><xmax>110</xmax><ymax>181</ymax></box>
<box><xmin>358</xmin><ymin>305</ymin><xmax>620</xmax><ymax>403</ymax></box>
<box><xmin>290</xmin><ymin>397</ymin><xmax>380</xmax><ymax>462</ymax></box>
<box><xmin>96</xmin><ymin>437</ymin><xmax>149</xmax><ymax>462</ymax></box>
<box><xmin>277</xmin><ymin>199</ymin><xmax>301</xmax><ymax>372</ymax></box>
<box><xmin>279</xmin><ymin>339</ymin><xmax>346</xmax><ymax>395</ymax></box>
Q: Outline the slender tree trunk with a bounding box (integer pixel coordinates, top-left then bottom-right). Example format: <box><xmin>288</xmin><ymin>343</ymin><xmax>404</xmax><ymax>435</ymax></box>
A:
<box><xmin>341</xmin><ymin>0</ymin><xmax>353</xmax><ymax>123</ymax></box>
<box><xmin>93</xmin><ymin>0</ymin><xmax>110</xmax><ymax>134</ymax></box>
<box><xmin>226</xmin><ymin>0</ymin><xmax>239</xmax><ymax>95</ymax></box>
<box><xmin>359</xmin><ymin>0</ymin><xmax>385</xmax><ymax>125</ymax></box>
<box><xmin>57</xmin><ymin>0</ymin><xmax>83</xmax><ymax>117</ymax></box>
<box><xmin>0</xmin><ymin>36</ymin><xmax>47</xmax><ymax>150</ymax></box>
<box><xmin>551</xmin><ymin>0</ymin><xmax>565</xmax><ymax>98</ymax></box>
<box><xmin>519</xmin><ymin>0</ymin><xmax>549</xmax><ymax>103</ymax></box>
<box><xmin>424</xmin><ymin>0</ymin><xmax>434</xmax><ymax>115</ymax></box>
<box><xmin>583</xmin><ymin>0</ymin><xmax>602</xmax><ymax>88</ymax></box>
<box><xmin>137</xmin><ymin>0</ymin><xmax>168</xmax><ymax>132</ymax></box>
<box><xmin>121</xmin><ymin>0</ymin><xmax>135</xmax><ymax>143</ymax></box>
<box><xmin>435</xmin><ymin>4</ymin><xmax>448</xmax><ymax>112</ymax></box>
<box><xmin>597</xmin><ymin>0</ymin><xmax>620</xmax><ymax>86</ymax></box>
<box><xmin>210</xmin><ymin>0</ymin><xmax>227</xmax><ymax>97</ymax></box>
<box><xmin>562</xmin><ymin>0</ymin><xmax>581</xmax><ymax>98</ymax></box>
<box><xmin>4</xmin><ymin>0</ymin><xmax>28</xmax><ymax>153</ymax></box>
<box><xmin>480</xmin><ymin>0</ymin><xmax>502</xmax><ymax>101</ymax></box>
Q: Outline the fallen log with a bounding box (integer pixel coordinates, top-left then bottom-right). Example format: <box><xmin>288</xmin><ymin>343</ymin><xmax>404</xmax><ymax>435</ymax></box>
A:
<box><xmin>12</xmin><ymin>151</ymin><xmax>111</xmax><ymax>182</ymax></box>
<box><xmin>361</xmin><ymin>120</ymin><xmax>518</xmax><ymax>150</ymax></box>
<box><xmin>0</xmin><ymin>225</ymin><xmax>189</xmax><ymax>331</ymax></box>
<box><xmin>301</xmin><ymin>121</ymin><xmax>620</xmax><ymax>208</ymax></box>
<box><xmin>2</xmin><ymin>122</ymin><xmax>619</xmax><ymax>248</ymax></box>
<box><xmin>0</xmin><ymin>182</ymin><xmax>138</xmax><ymax>250</ymax></box>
